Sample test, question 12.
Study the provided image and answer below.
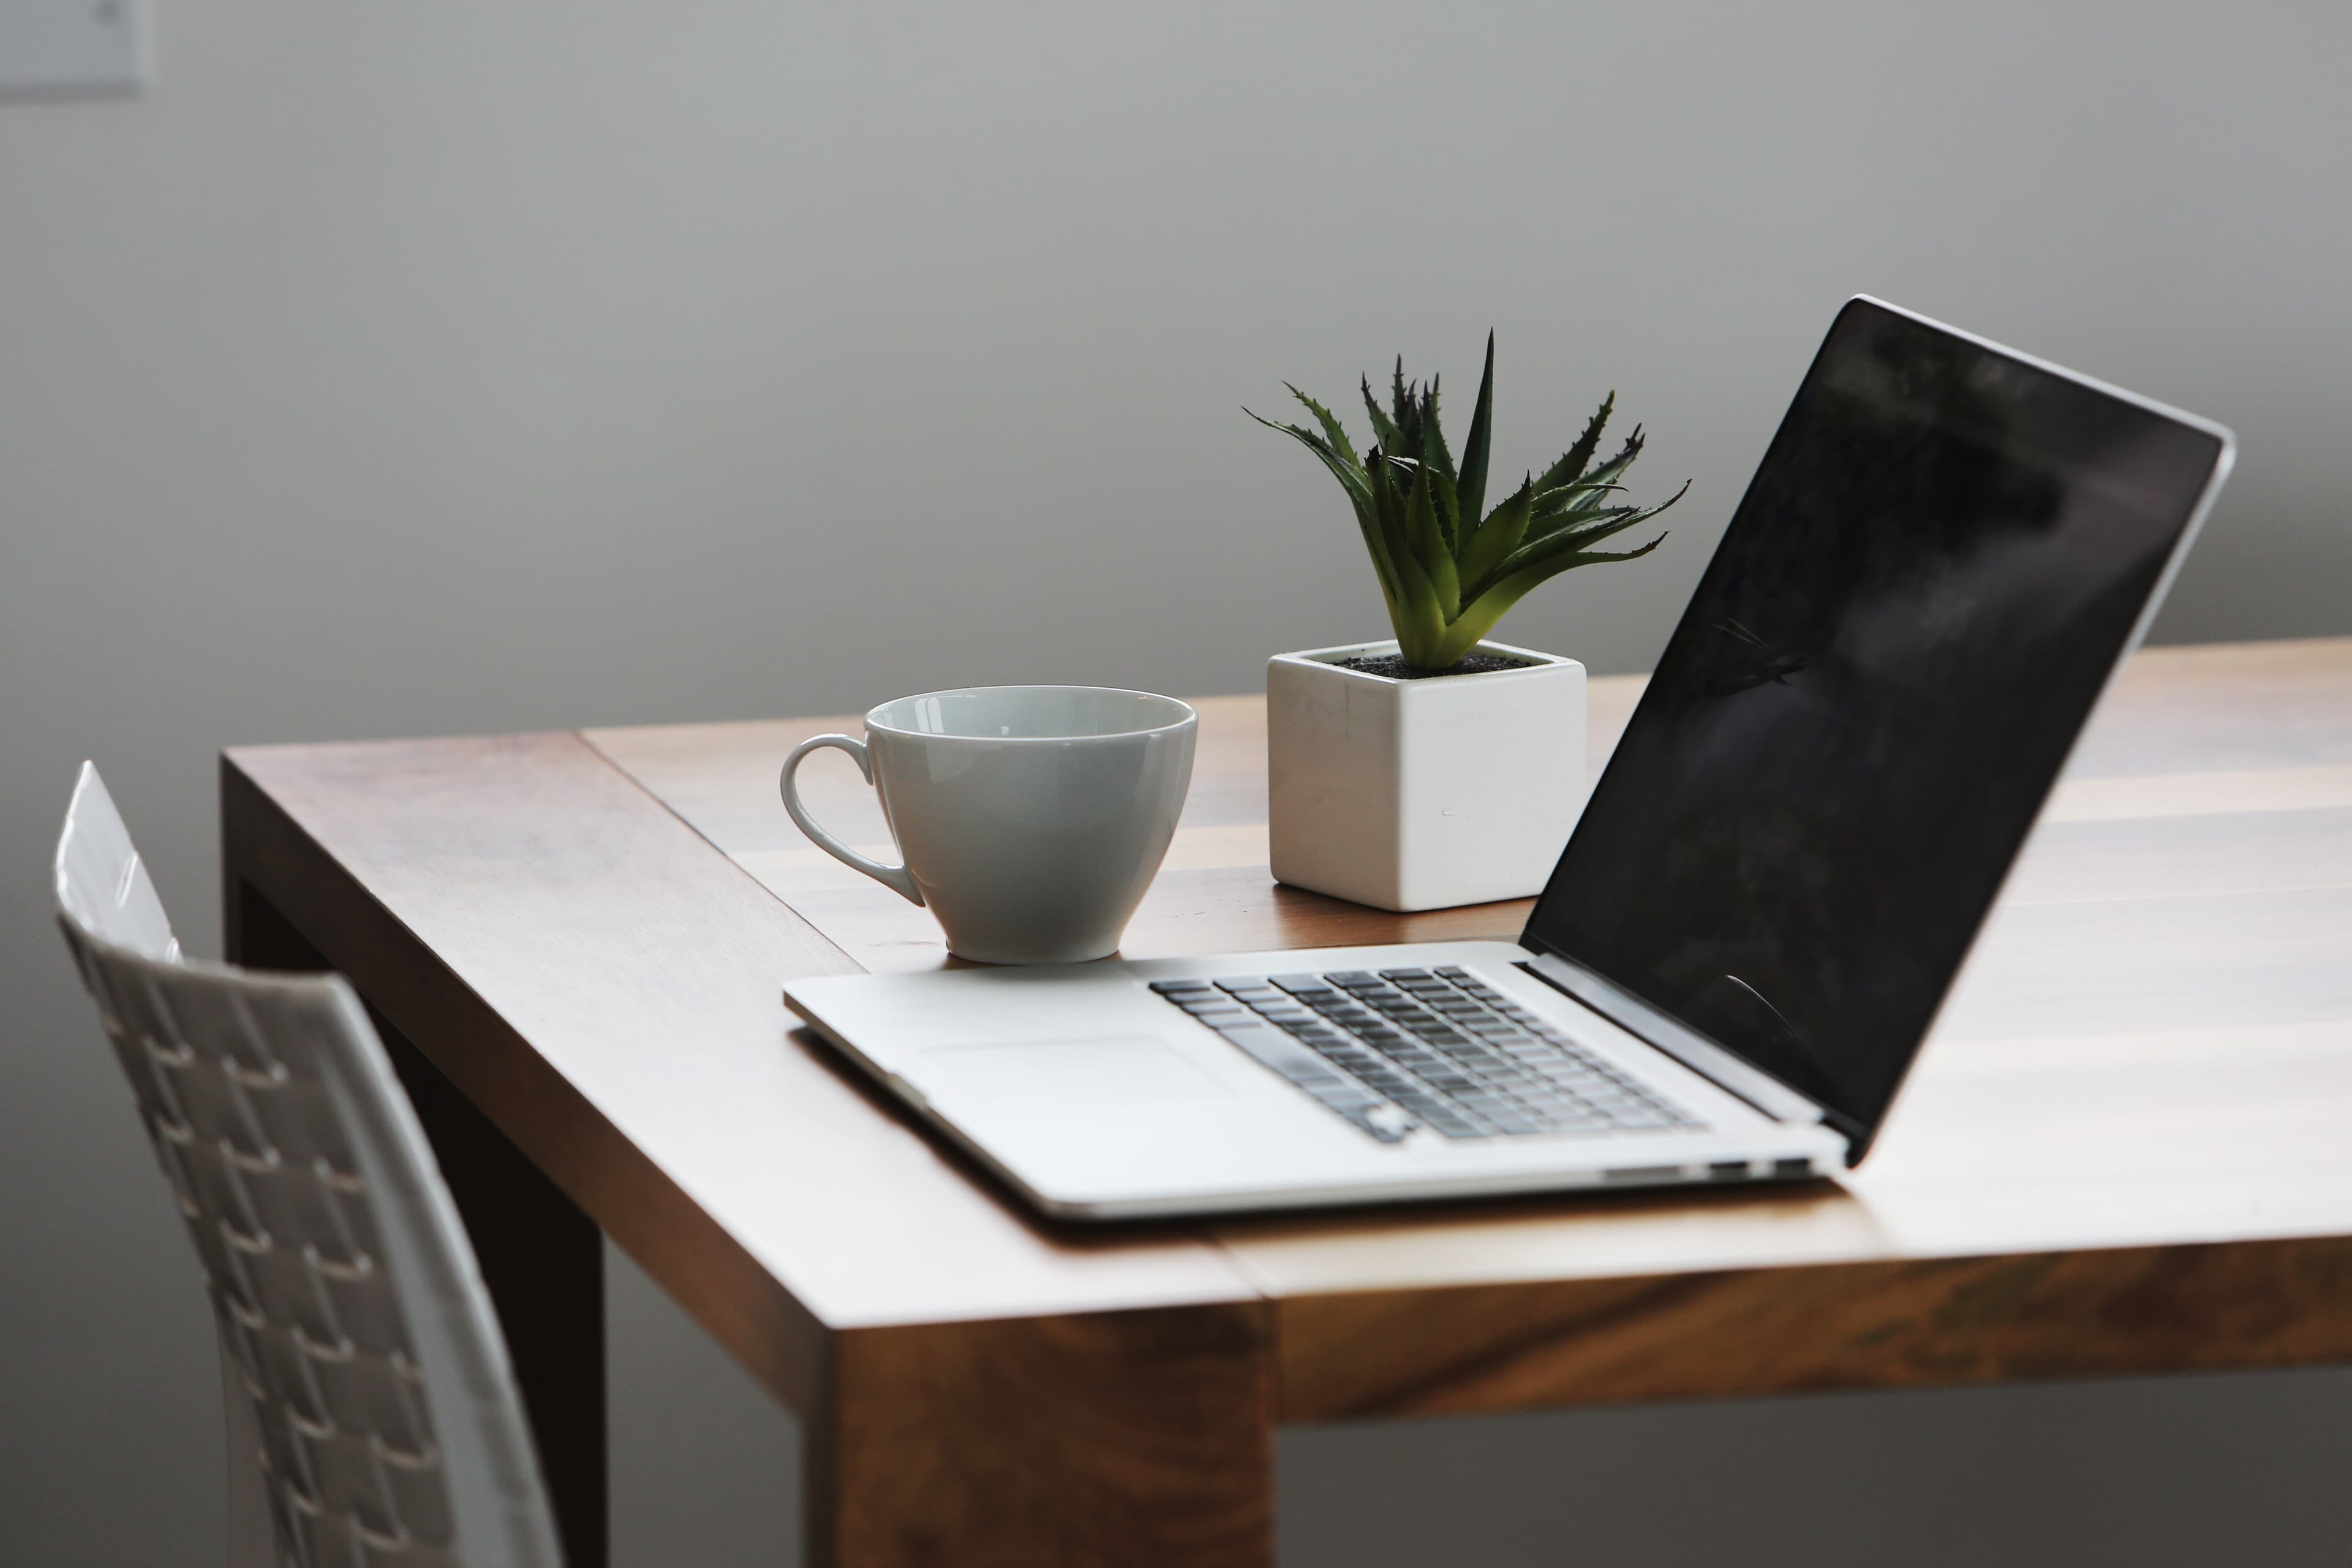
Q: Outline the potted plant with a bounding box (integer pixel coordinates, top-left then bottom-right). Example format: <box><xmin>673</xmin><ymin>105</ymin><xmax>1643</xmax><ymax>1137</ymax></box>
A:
<box><xmin>1249</xmin><ymin>334</ymin><xmax>1684</xmax><ymax>910</ymax></box>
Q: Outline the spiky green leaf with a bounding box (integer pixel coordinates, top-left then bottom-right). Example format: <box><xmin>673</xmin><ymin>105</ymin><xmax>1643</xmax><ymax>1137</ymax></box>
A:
<box><xmin>1430</xmin><ymin>532</ymin><xmax>1670</xmax><ymax>668</ymax></box>
<box><xmin>1570</xmin><ymin>427</ymin><xmax>1648</xmax><ymax>499</ymax></box>
<box><xmin>1366</xmin><ymin>445</ymin><xmax>1447</xmax><ymax>662</ymax></box>
<box><xmin>1456</xmin><ymin>331</ymin><xmax>1498</xmax><ymax>531</ymax></box>
<box><xmin>1455</xmin><ymin>473</ymin><xmax>1536</xmax><ymax>589</ymax></box>
<box><xmin>1416</xmin><ymin>374</ymin><xmax>1457</xmax><ymax>487</ymax></box>
<box><xmin>1417</xmin><ymin>375</ymin><xmax>1460</xmax><ymax>551</ymax></box>
<box><xmin>1286</xmin><ymin>384</ymin><xmax>1362</xmax><ymax>472</ymax></box>
<box><xmin>1532</xmin><ymin>393</ymin><xmax>1615</xmax><ymax>494</ymax></box>
<box><xmin>1474</xmin><ymin>480</ymin><xmax>1687</xmax><ymax>593</ymax></box>
<box><xmin>1366</xmin><ymin>447</ymin><xmax>1421</xmax><ymax>607</ymax></box>
<box><xmin>1245</xmin><ymin>407</ymin><xmax>1369</xmax><ymax>511</ymax></box>
<box><xmin>1527</xmin><ymin>480</ymin><xmax>1627</xmax><ymax>521</ymax></box>
<box><xmin>1360</xmin><ymin>373</ymin><xmax>1405</xmax><ymax>454</ymax></box>
<box><xmin>1247</xmin><ymin>407</ymin><xmax>1400</xmax><ymax>606</ymax></box>
<box><xmin>1427</xmin><ymin>464</ymin><xmax>1460</xmax><ymax>555</ymax></box>
<box><xmin>1404</xmin><ymin>462</ymin><xmax>1459</xmax><ymax>620</ymax></box>
<box><xmin>1476</xmin><ymin>521</ymin><xmax>1672</xmax><ymax>598</ymax></box>
<box><xmin>1510</xmin><ymin>502</ymin><xmax>1640</xmax><ymax>557</ymax></box>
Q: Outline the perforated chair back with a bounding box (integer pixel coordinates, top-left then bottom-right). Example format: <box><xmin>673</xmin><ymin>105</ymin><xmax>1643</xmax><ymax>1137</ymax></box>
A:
<box><xmin>55</xmin><ymin>763</ymin><xmax>565</xmax><ymax>1568</ymax></box>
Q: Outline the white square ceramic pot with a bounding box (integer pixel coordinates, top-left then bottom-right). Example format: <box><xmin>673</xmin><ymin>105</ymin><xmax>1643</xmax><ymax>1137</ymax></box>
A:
<box><xmin>1267</xmin><ymin>638</ymin><xmax>1586</xmax><ymax>912</ymax></box>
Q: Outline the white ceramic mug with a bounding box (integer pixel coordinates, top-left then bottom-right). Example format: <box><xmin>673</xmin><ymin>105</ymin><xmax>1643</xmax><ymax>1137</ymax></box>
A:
<box><xmin>780</xmin><ymin>686</ymin><xmax>1198</xmax><ymax>965</ymax></box>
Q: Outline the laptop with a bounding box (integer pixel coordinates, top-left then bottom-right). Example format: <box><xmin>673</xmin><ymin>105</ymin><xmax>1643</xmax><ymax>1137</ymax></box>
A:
<box><xmin>783</xmin><ymin>296</ymin><xmax>2236</xmax><ymax>1220</ymax></box>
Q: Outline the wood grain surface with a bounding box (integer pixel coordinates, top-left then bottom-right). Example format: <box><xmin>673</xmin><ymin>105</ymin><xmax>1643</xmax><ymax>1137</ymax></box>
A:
<box><xmin>1220</xmin><ymin>640</ymin><xmax>2352</xmax><ymax>1415</ymax></box>
<box><xmin>1278</xmin><ymin>1234</ymin><xmax>2352</xmax><ymax>1420</ymax></box>
<box><xmin>586</xmin><ymin>638</ymin><xmax>2352</xmax><ymax>1417</ymax></box>
<box><xmin>224</xmin><ymin>729</ymin><xmax>1281</xmax><ymax>1565</ymax></box>
<box><xmin>228</xmin><ymin>639</ymin><xmax>2352</xmax><ymax>1567</ymax></box>
<box><xmin>820</xmin><ymin>1303</ymin><xmax>1273</xmax><ymax>1567</ymax></box>
<box><xmin>221</xmin><ymin>733</ymin><xmax>1259</xmax><ymax>1401</ymax></box>
<box><xmin>234</xmin><ymin>639</ymin><xmax>2352</xmax><ymax>1568</ymax></box>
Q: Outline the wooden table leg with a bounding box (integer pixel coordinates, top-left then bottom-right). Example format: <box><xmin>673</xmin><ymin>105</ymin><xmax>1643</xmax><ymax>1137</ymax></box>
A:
<box><xmin>227</xmin><ymin>881</ymin><xmax>610</xmax><ymax>1568</ymax></box>
<box><xmin>807</xmin><ymin>1303</ymin><xmax>1275</xmax><ymax>1567</ymax></box>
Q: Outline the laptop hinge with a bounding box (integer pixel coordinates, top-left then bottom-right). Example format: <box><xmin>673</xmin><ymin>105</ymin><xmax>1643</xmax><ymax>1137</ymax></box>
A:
<box><xmin>1520</xmin><ymin>951</ymin><xmax>1847</xmax><ymax>1137</ymax></box>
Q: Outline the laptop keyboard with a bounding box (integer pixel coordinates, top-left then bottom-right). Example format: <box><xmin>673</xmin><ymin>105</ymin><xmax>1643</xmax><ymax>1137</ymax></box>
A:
<box><xmin>1150</xmin><ymin>966</ymin><xmax>1702</xmax><ymax>1144</ymax></box>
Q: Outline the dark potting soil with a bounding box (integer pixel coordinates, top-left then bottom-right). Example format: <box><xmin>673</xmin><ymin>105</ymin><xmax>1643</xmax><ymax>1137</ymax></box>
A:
<box><xmin>1334</xmin><ymin>652</ymin><xmax>1537</xmax><ymax>680</ymax></box>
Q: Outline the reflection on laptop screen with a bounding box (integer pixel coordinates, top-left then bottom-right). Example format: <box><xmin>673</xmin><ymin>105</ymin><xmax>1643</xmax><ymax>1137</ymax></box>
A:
<box><xmin>1525</xmin><ymin>298</ymin><xmax>2228</xmax><ymax>1136</ymax></box>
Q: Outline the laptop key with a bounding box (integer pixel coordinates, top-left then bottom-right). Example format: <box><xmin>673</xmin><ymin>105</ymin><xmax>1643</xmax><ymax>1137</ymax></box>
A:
<box><xmin>1307</xmin><ymin>1081</ymin><xmax>1380</xmax><ymax>1115</ymax></box>
<box><xmin>1213</xmin><ymin>1022</ymin><xmax>1346</xmax><ymax>1084</ymax></box>
<box><xmin>1333</xmin><ymin>1106</ymin><xmax>1410</xmax><ymax>1143</ymax></box>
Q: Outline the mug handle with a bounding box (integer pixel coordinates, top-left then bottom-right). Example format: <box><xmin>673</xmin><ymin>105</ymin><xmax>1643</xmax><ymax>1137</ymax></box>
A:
<box><xmin>779</xmin><ymin>734</ymin><xmax>925</xmax><ymax>906</ymax></box>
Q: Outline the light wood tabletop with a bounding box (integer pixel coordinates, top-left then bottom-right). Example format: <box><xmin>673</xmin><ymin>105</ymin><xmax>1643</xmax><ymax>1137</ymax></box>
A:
<box><xmin>222</xmin><ymin>636</ymin><xmax>2352</xmax><ymax>1567</ymax></box>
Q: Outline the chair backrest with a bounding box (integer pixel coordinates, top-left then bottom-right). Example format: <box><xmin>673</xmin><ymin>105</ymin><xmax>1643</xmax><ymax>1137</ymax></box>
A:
<box><xmin>55</xmin><ymin>763</ymin><xmax>565</xmax><ymax>1568</ymax></box>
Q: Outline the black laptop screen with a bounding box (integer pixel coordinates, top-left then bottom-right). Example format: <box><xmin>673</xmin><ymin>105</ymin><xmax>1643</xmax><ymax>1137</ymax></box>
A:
<box><xmin>1523</xmin><ymin>299</ymin><xmax>2227</xmax><ymax>1142</ymax></box>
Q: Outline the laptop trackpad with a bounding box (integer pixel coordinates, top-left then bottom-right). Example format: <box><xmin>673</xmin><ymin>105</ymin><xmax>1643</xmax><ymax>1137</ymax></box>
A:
<box><xmin>911</xmin><ymin>1035</ymin><xmax>1234</xmax><ymax>1117</ymax></box>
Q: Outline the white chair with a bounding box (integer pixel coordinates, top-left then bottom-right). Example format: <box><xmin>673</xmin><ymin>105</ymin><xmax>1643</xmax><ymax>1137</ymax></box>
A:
<box><xmin>54</xmin><ymin>762</ymin><xmax>567</xmax><ymax>1568</ymax></box>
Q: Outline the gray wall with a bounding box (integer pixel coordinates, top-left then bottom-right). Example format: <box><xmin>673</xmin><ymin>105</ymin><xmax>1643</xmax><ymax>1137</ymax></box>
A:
<box><xmin>6</xmin><ymin>2</ymin><xmax>2348</xmax><ymax>1563</ymax></box>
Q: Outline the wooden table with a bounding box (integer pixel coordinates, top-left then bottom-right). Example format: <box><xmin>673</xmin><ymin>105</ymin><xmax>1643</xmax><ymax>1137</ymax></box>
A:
<box><xmin>219</xmin><ymin>638</ymin><xmax>2352</xmax><ymax>1568</ymax></box>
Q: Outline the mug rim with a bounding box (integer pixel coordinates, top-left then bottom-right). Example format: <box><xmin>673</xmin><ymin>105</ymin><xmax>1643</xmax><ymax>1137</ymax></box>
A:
<box><xmin>864</xmin><ymin>684</ymin><xmax>1198</xmax><ymax>744</ymax></box>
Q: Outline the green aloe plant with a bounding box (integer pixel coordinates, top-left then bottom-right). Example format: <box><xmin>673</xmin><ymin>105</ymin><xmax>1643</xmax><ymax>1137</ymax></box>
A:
<box><xmin>1250</xmin><ymin>334</ymin><xmax>1686</xmax><ymax>671</ymax></box>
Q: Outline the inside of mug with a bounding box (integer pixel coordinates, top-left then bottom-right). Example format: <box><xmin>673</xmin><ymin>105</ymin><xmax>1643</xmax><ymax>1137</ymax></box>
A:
<box><xmin>869</xmin><ymin>687</ymin><xmax>1192</xmax><ymax>740</ymax></box>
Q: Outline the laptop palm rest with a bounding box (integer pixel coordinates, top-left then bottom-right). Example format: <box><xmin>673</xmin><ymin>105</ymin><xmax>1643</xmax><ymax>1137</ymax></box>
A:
<box><xmin>909</xmin><ymin>1035</ymin><xmax>1236</xmax><ymax>1118</ymax></box>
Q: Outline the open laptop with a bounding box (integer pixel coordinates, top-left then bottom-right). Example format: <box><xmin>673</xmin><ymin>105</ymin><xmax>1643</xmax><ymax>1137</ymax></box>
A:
<box><xmin>784</xmin><ymin>296</ymin><xmax>2236</xmax><ymax>1219</ymax></box>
